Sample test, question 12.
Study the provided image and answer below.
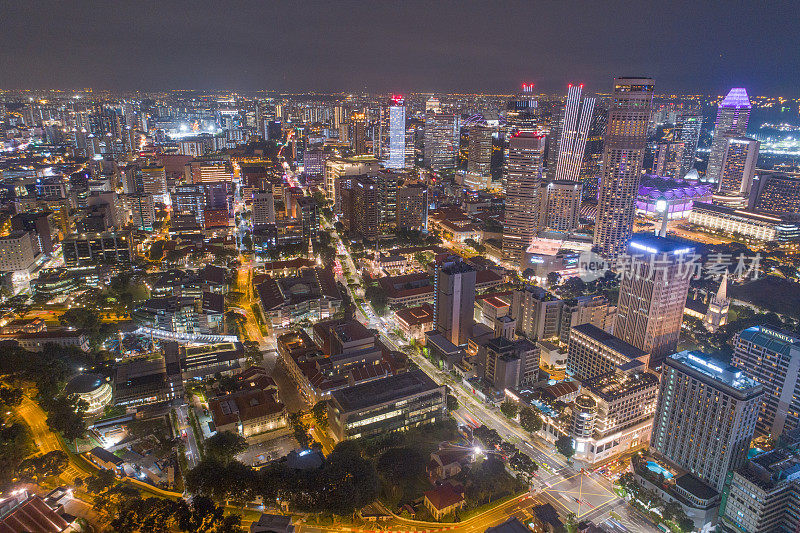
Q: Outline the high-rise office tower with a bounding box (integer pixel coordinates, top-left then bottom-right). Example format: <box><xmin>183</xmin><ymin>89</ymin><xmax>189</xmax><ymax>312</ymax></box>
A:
<box><xmin>387</xmin><ymin>95</ymin><xmax>406</xmax><ymax>169</ymax></box>
<box><xmin>333</xmin><ymin>105</ymin><xmax>345</xmax><ymax>129</ymax></box>
<box><xmin>614</xmin><ymin>233</ymin><xmax>694</xmax><ymax>369</ymax></box>
<box><xmin>511</xmin><ymin>285</ymin><xmax>563</xmax><ymax>341</ymax></box>
<box><xmin>732</xmin><ymin>326</ymin><xmax>800</xmax><ymax>438</ymax></box>
<box><xmin>252</xmin><ymin>190</ymin><xmax>275</xmax><ymax>228</ymax></box>
<box><xmin>706</xmin><ymin>88</ymin><xmax>751</xmax><ymax>184</ymax></box>
<box><xmin>593</xmin><ymin>78</ymin><xmax>655</xmax><ymax>259</ymax></box>
<box><xmin>553</xmin><ymin>84</ymin><xmax>596</xmax><ymax>182</ymax></box>
<box><xmin>296</xmin><ymin>196</ymin><xmax>318</xmax><ymax>243</ymax></box>
<box><xmin>396</xmin><ymin>183</ymin><xmax>427</xmax><ymax>231</ymax></box>
<box><xmin>653</xmin><ymin>142</ymin><xmax>684</xmax><ymax>179</ymax></box>
<box><xmin>425</xmin><ymin>96</ymin><xmax>441</xmax><ymax>113</ymax></box>
<box><xmin>351</xmin><ymin>176</ymin><xmax>380</xmax><ymax>241</ymax></box>
<box><xmin>125</xmin><ymin>193</ymin><xmax>156</xmax><ymax>232</ymax></box>
<box><xmin>254</xmin><ymin>100</ymin><xmax>265</xmax><ymax>137</ymax></box>
<box><xmin>651</xmin><ymin>350</ymin><xmax>762</xmax><ymax>492</ymax></box>
<box><xmin>540</xmin><ymin>180</ymin><xmax>582</xmax><ymax>232</ymax></box>
<box><xmin>140</xmin><ymin>165</ymin><xmax>168</xmax><ymax>200</ymax></box>
<box><xmin>124</xmin><ymin>125</ymin><xmax>138</xmax><ymax>155</ymax></box>
<box><xmin>714</xmin><ymin>137</ymin><xmax>760</xmax><ymax>206</ymax></box>
<box><xmin>749</xmin><ymin>173</ymin><xmax>800</xmax><ymax>218</ymax></box>
<box><xmin>433</xmin><ymin>256</ymin><xmax>476</xmax><ymax>346</ymax></box>
<box><xmin>675</xmin><ymin>107</ymin><xmax>703</xmax><ymax>178</ymax></box>
<box><xmin>580</xmin><ymin>103</ymin><xmax>607</xmax><ymax>202</ymax></box>
<box><xmin>352</xmin><ymin>113</ymin><xmax>367</xmax><ymax>155</ymax></box>
<box><xmin>172</xmin><ymin>185</ymin><xmax>206</xmax><ymax>227</ymax></box>
<box><xmin>506</xmin><ymin>83</ymin><xmax>539</xmax><ymax>130</ymax></box>
<box><xmin>423</xmin><ymin>113</ymin><xmax>459</xmax><ymax>170</ymax></box>
<box><xmin>75</xmin><ymin>128</ymin><xmax>89</xmax><ymax>157</ymax></box>
<box><xmin>546</xmin><ymin>103</ymin><xmax>564</xmax><ymax>174</ymax></box>
<box><xmin>375</xmin><ymin>169</ymin><xmax>401</xmax><ymax>233</ymax></box>
<box><xmin>502</xmin><ymin>133</ymin><xmax>546</xmax><ymax>264</ymax></box>
<box><xmin>467</xmin><ymin>125</ymin><xmax>493</xmax><ymax>176</ymax></box>
<box><xmin>11</xmin><ymin>211</ymin><xmax>53</xmax><ymax>254</ymax></box>
<box><xmin>324</xmin><ymin>156</ymin><xmax>380</xmax><ymax>215</ymax></box>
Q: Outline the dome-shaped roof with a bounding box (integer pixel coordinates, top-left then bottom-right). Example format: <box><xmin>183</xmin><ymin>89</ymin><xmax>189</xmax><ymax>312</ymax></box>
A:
<box><xmin>684</xmin><ymin>169</ymin><xmax>700</xmax><ymax>181</ymax></box>
<box><xmin>65</xmin><ymin>373</ymin><xmax>106</xmax><ymax>395</ymax></box>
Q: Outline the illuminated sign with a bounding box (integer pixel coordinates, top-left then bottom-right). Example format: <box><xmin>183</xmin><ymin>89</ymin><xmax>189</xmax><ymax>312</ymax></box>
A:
<box><xmin>630</xmin><ymin>242</ymin><xmax>657</xmax><ymax>254</ymax></box>
<box><xmin>687</xmin><ymin>354</ymin><xmax>724</xmax><ymax>373</ymax></box>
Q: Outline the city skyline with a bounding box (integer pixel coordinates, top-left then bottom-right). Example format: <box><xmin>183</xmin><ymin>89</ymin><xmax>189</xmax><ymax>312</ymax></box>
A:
<box><xmin>2</xmin><ymin>2</ymin><xmax>798</xmax><ymax>95</ymax></box>
<box><xmin>2</xmin><ymin>5</ymin><xmax>800</xmax><ymax>531</ymax></box>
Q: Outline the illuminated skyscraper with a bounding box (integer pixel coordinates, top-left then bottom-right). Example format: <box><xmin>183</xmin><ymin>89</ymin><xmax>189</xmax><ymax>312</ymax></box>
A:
<box><xmin>423</xmin><ymin>113</ymin><xmax>459</xmax><ymax>170</ymax></box>
<box><xmin>614</xmin><ymin>233</ymin><xmax>694</xmax><ymax>369</ymax></box>
<box><xmin>651</xmin><ymin>350</ymin><xmax>762</xmax><ymax>493</ymax></box>
<box><xmin>749</xmin><ymin>173</ymin><xmax>800</xmax><ymax>218</ymax></box>
<box><xmin>732</xmin><ymin>326</ymin><xmax>800</xmax><ymax>438</ymax></box>
<box><xmin>653</xmin><ymin>142</ymin><xmax>684</xmax><ymax>179</ymax></box>
<box><xmin>352</xmin><ymin>113</ymin><xmax>367</xmax><ymax>155</ymax></box>
<box><xmin>580</xmin><ymin>103</ymin><xmax>607</xmax><ymax>201</ymax></box>
<box><xmin>540</xmin><ymin>180</ymin><xmax>582</xmax><ymax>232</ymax></box>
<box><xmin>675</xmin><ymin>107</ymin><xmax>703</xmax><ymax>178</ymax></box>
<box><xmin>593</xmin><ymin>77</ymin><xmax>655</xmax><ymax>259</ymax></box>
<box><xmin>706</xmin><ymin>88</ymin><xmax>751</xmax><ymax>184</ymax></box>
<box><xmin>506</xmin><ymin>83</ymin><xmax>538</xmax><ymax>131</ymax></box>
<box><xmin>553</xmin><ymin>84</ymin><xmax>596</xmax><ymax>182</ymax></box>
<box><xmin>467</xmin><ymin>125</ymin><xmax>493</xmax><ymax>176</ymax></box>
<box><xmin>433</xmin><ymin>256</ymin><xmax>476</xmax><ymax>346</ymax></box>
<box><xmin>502</xmin><ymin>133</ymin><xmax>546</xmax><ymax>264</ymax></box>
<box><xmin>387</xmin><ymin>95</ymin><xmax>406</xmax><ymax>169</ymax></box>
<box><xmin>714</xmin><ymin>136</ymin><xmax>759</xmax><ymax>207</ymax></box>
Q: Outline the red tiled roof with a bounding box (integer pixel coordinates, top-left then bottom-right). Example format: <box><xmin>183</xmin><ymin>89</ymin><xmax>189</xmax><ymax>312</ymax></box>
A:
<box><xmin>476</xmin><ymin>270</ymin><xmax>503</xmax><ymax>284</ymax></box>
<box><xmin>395</xmin><ymin>304</ymin><xmax>434</xmax><ymax>327</ymax></box>
<box><xmin>424</xmin><ymin>484</ymin><xmax>465</xmax><ymax>511</ymax></box>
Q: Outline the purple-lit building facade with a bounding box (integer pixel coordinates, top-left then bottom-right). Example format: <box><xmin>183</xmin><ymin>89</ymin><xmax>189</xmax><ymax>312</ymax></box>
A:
<box><xmin>636</xmin><ymin>175</ymin><xmax>714</xmax><ymax>219</ymax></box>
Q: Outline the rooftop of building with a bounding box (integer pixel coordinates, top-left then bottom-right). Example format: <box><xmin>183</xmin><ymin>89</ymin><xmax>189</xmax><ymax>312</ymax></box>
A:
<box><xmin>209</xmin><ymin>388</ymin><xmax>285</xmax><ymax>427</ymax></box>
<box><xmin>692</xmin><ymin>202</ymin><xmax>788</xmax><ymax>223</ymax></box>
<box><xmin>737</xmin><ymin>325</ymin><xmax>800</xmax><ymax>354</ymax></box>
<box><xmin>583</xmin><ymin>370</ymin><xmax>659</xmax><ymax>401</ymax></box>
<box><xmin>378</xmin><ymin>272</ymin><xmax>433</xmax><ymax>297</ymax></box>
<box><xmin>0</xmin><ymin>494</ymin><xmax>70</xmax><ymax>533</ymax></box>
<box><xmin>65</xmin><ymin>373</ymin><xmax>107</xmax><ymax>395</ymax></box>
<box><xmin>627</xmin><ymin>232</ymin><xmax>696</xmax><ymax>255</ymax></box>
<box><xmin>425</xmin><ymin>331</ymin><xmax>462</xmax><ymax>355</ymax></box>
<box><xmin>638</xmin><ymin>175</ymin><xmax>714</xmax><ymax>199</ymax></box>
<box><xmin>258</xmin><ymin>268</ymin><xmax>341</xmax><ymax>309</ymax></box>
<box><xmin>571</xmin><ymin>324</ymin><xmax>648</xmax><ymax>361</ymax></box>
<box><xmin>720</xmin><ymin>87</ymin><xmax>751</xmax><ymax>109</ymax></box>
<box><xmin>674</xmin><ymin>472</ymin><xmax>719</xmax><ymax>502</ymax></box>
<box><xmin>395</xmin><ymin>303</ymin><xmax>434</xmax><ymax>327</ymax></box>
<box><xmin>668</xmin><ymin>350</ymin><xmax>761</xmax><ymax>393</ymax></box>
<box><xmin>541</xmin><ymin>380</ymin><xmax>580</xmax><ymax>400</ymax></box>
<box><xmin>250</xmin><ymin>513</ymin><xmax>293</xmax><ymax>532</ymax></box>
<box><xmin>424</xmin><ymin>483</ymin><xmax>464</xmax><ymax>511</ymax></box>
<box><xmin>330</xmin><ymin>369</ymin><xmax>441</xmax><ymax>413</ymax></box>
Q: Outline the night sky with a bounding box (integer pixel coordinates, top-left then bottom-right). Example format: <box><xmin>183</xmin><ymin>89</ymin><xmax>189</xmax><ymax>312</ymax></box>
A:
<box><xmin>1</xmin><ymin>1</ymin><xmax>797</xmax><ymax>95</ymax></box>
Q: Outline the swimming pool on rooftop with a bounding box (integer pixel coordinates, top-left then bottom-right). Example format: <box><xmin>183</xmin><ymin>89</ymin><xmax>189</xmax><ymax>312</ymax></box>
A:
<box><xmin>646</xmin><ymin>461</ymin><xmax>673</xmax><ymax>479</ymax></box>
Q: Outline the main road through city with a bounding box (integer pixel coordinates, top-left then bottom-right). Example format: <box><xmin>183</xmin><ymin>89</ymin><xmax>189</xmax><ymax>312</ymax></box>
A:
<box><xmin>321</xmin><ymin>215</ymin><xmax>659</xmax><ymax>532</ymax></box>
